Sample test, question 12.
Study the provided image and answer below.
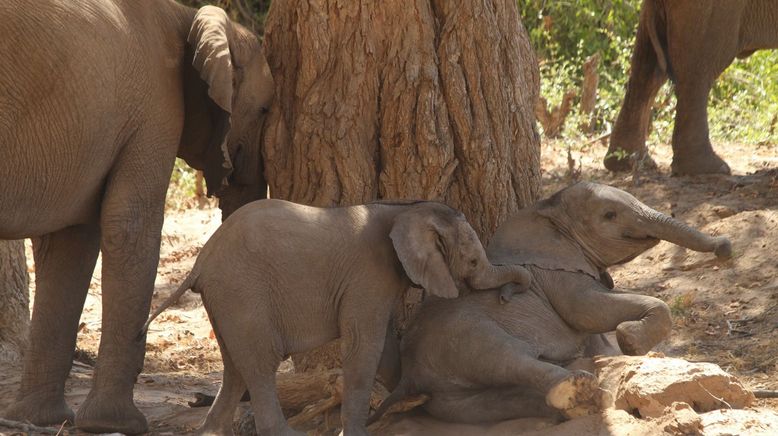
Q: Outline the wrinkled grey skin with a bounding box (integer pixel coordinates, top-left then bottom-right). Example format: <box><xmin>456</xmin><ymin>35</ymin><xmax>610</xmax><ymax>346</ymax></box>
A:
<box><xmin>605</xmin><ymin>0</ymin><xmax>778</xmax><ymax>175</ymax></box>
<box><xmin>143</xmin><ymin>199</ymin><xmax>532</xmax><ymax>436</ymax></box>
<box><xmin>0</xmin><ymin>1</ymin><xmax>273</xmax><ymax>433</ymax></box>
<box><xmin>371</xmin><ymin>182</ymin><xmax>732</xmax><ymax>424</ymax></box>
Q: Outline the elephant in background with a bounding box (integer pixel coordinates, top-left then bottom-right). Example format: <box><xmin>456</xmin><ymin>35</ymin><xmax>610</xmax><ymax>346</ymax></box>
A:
<box><xmin>0</xmin><ymin>0</ymin><xmax>273</xmax><ymax>433</ymax></box>
<box><xmin>605</xmin><ymin>0</ymin><xmax>778</xmax><ymax>175</ymax></box>
<box><xmin>371</xmin><ymin>182</ymin><xmax>732</xmax><ymax>424</ymax></box>
<box><xmin>142</xmin><ymin>199</ymin><xmax>532</xmax><ymax>436</ymax></box>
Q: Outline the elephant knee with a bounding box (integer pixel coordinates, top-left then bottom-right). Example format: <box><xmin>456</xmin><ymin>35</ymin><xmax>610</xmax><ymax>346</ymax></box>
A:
<box><xmin>640</xmin><ymin>298</ymin><xmax>672</xmax><ymax>343</ymax></box>
<box><xmin>100</xmin><ymin>209</ymin><xmax>161</xmax><ymax>265</ymax></box>
<box><xmin>651</xmin><ymin>300</ymin><xmax>673</xmax><ymax>339</ymax></box>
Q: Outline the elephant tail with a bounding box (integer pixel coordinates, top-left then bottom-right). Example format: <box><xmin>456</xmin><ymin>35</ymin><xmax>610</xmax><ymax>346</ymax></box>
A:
<box><xmin>138</xmin><ymin>272</ymin><xmax>198</xmax><ymax>339</ymax></box>
<box><xmin>644</xmin><ymin>0</ymin><xmax>673</xmax><ymax>81</ymax></box>
<box><xmin>367</xmin><ymin>377</ymin><xmax>414</xmax><ymax>426</ymax></box>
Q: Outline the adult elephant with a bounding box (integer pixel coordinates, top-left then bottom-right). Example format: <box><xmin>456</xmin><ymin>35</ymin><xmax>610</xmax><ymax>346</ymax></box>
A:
<box><xmin>0</xmin><ymin>0</ymin><xmax>273</xmax><ymax>433</ymax></box>
<box><xmin>371</xmin><ymin>182</ymin><xmax>732</xmax><ymax>423</ymax></box>
<box><xmin>605</xmin><ymin>0</ymin><xmax>778</xmax><ymax>175</ymax></box>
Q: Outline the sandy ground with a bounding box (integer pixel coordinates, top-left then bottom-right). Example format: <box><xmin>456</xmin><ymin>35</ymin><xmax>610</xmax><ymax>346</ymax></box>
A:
<box><xmin>0</xmin><ymin>138</ymin><xmax>776</xmax><ymax>434</ymax></box>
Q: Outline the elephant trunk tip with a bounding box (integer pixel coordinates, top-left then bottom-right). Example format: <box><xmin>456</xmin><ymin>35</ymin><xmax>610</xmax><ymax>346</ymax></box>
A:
<box><xmin>714</xmin><ymin>237</ymin><xmax>732</xmax><ymax>259</ymax></box>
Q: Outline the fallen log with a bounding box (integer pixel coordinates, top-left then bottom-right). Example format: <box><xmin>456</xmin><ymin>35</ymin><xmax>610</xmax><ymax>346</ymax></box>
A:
<box><xmin>190</xmin><ymin>368</ymin><xmax>342</xmax><ymax>413</ymax></box>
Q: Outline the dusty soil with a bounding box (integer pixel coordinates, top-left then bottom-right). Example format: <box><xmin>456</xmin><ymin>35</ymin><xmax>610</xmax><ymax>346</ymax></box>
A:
<box><xmin>1</xmin><ymin>138</ymin><xmax>776</xmax><ymax>435</ymax></box>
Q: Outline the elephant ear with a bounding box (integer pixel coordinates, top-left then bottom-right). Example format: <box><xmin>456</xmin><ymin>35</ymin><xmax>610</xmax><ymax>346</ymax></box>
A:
<box><xmin>390</xmin><ymin>209</ymin><xmax>459</xmax><ymax>299</ymax></box>
<box><xmin>190</xmin><ymin>6</ymin><xmax>233</xmax><ymax>113</ymax></box>
<box><xmin>182</xmin><ymin>6</ymin><xmax>235</xmax><ymax>196</ymax></box>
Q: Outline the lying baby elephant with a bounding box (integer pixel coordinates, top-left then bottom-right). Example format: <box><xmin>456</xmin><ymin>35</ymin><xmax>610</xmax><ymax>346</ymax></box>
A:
<box><xmin>371</xmin><ymin>182</ymin><xmax>732</xmax><ymax>424</ymax></box>
<box><xmin>142</xmin><ymin>199</ymin><xmax>531</xmax><ymax>435</ymax></box>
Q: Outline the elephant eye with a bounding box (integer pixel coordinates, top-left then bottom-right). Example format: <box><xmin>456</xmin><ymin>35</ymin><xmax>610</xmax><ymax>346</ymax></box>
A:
<box><xmin>470</xmin><ymin>258</ymin><xmax>479</xmax><ymax>267</ymax></box>
<box><xmin>604</xmin><ymin>211</ymin><xmax>617</xmax><ymax>220</ymax></box>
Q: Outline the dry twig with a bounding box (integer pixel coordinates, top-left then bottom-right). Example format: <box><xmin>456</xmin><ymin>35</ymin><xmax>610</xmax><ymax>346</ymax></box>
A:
<box><xmin>535</xmin><ymin>90</ymin><xmax>576</xmax><ymax>138</ymax></box>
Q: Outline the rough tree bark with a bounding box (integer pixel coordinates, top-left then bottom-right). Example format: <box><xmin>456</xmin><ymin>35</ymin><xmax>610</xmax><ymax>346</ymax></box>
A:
<box><xmin>261</xmin><ymin>0</ymin><xmax>540</xmax><ymax>238</ymax></box>
<box><xmin>0</xmin><ymin>240</ymin><xmax>29</xmax><ymax>363</ymax></box>
<box><xmin>260</xmin><ymin>0</ymin><xmax>540</xmax><ymax>370</ymax></box>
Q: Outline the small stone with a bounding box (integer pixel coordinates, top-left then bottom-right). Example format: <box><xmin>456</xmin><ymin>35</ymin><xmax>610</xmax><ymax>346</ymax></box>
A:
<box><xmin>662</xmin><ymin>402</ymin><xmax>703</xmax><ymax>435</ymax></box>
<box><xmin>713</xmin><ymin>206</ymin><xmax>737</xmax><ymax>219</ymax></box>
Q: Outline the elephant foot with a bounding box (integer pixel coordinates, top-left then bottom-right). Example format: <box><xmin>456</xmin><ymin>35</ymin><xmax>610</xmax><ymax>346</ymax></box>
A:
<box><xmin>545</xmin><ymin>370</ymin><xmax>606</xmax><ymax>419</ymax></box>
<box><xmin>75</xmin><ymin>390</ymin><xmax>148</xmax><ymax>434</ymax></box>
<box><xmin>671</xmin><ymin>152</ymin><xmax>730</xmax><ymax>175</ymax></box>
<box><xmin>4</xmin><ymin>392</ymin><xmax>74</xmax><ymax>427</ymax></box>
<box><xmin>603</xmin><ymin>148</ymin><xmax>657</xmax><ymax>173</ymax></box>
<box><xmin>616</xmin><ymin>320</ymin><xmax>654</xmax><ymax>355</ymax></box>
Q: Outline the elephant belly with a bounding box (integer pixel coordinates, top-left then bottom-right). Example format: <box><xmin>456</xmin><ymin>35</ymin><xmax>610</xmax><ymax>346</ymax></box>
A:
<box><xmin>476</xmin><ymin>291</ymin><xmax>590</xmax><ymax>362</ymax></box>
<box><xmin>0</xmin><ymin>152</ymin><xmax>110</xmax><ymax>238</ymax></box>
<box><xmin>0</xmin><ymin>59</ymin><xmax>125</xmax><ymax>237</ymax></box>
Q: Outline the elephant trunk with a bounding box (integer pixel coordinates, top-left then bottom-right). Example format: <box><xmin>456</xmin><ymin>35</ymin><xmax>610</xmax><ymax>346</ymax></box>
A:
<box><xmin>468</xmin><ymin>263</ymin><xmax>532</xmax><ymax>292</ymax></box>
<box><xmin>642</xmin><ymin>209</ymin><xmax>731</xmax><ymax>259</ymax></box>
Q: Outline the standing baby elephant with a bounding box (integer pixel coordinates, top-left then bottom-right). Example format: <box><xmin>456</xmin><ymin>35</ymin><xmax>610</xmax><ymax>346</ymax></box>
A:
<box><xmin>143</xmin><ymin>199</ymin><xmax>532</xmax><ymax>435</ymax></box>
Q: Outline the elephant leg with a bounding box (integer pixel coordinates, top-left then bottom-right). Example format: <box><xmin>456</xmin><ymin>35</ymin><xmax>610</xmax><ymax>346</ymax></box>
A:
<box><xmin>234</xmin><ymin>346</ymin><xmax>293</xmax><ymax>435</ymax></box>
<box><xmin>75</xmin><ymin>142</ymin><xmax>174</xmax><ymax>433</ymax></box>
<box><xmin>4</xmin><ymin>224</ymin><xmax>99</xmax><ymax>426</ymax></box>
<box><xmin>605</xmin><ymin>3</ymin><xmax>666</xmax><ymax>172</ymax></box>
<box><xmin>670</xmin><ymin>76</ymin><xmax>729</xmax><ymax>175</ymax></box>
<box><xmin>339</xmin><ymin>303</ymin><xmax>390</xmax><ymax>436</ymax></box>
<box><xmin>199</xmin><ymin>334</ymin><xmax>247</xmax><ymax>435</ymax></box>
<box><xmin>423</xmin><ymin>387</ymin><xmax>562</xmax><ymax>423</ymax></box>
<box><xmin>244</xmin><ymin>373</ymin><xmax>300</xmax><ymax>436</ymax></box>
<box><xmin>205</xmin><ymin>290</ymin><xmax>296</xmax><ymax>436</ymax></box>
<box><xmin>375</xmin><ymin>320</ymin><xmax>401</xmax><ymax>391</ymax></box>
<box><xmin>442</xmin><ymin>327</ymin><xmax>605</xmax><ymax>419</ymax></box>
<box><xmin>584</xmin><ymin>333</ymin><xmax>621</xmax><ymax>357</ymax></box>
<box><xmin>546</xmin><ymin>277</ymin><xmax>672</xmax><ymax>356</ymax></box>
<box><xmin>664</xmin><ymin>2</ymin><xmax>739</xmax><ymax>175</ymax></box>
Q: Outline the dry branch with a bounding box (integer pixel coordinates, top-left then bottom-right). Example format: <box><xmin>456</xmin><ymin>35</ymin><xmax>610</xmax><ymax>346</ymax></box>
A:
<box><xmin>367</xmin><ymin>394</ymin><xmax>430</xmax><ymax>432</ymax></box>
<box><xmin>194</xmin><ymin>171</ymin><xmax>207</xmax><ymax>209</ymax></box>
<box><xmin>0</xmin><ymin>418</ymin><xmax>61</xmax><ymax>434</ymax></box>
<box><xmin>579</xmin><ymin>53</ymin><xmax>600</xmax><ymax>133</ymax></box>
<box><xmin>535</xmin><ymin>90</ymin><xmax>576</xmax><ymax>138</ymax></box>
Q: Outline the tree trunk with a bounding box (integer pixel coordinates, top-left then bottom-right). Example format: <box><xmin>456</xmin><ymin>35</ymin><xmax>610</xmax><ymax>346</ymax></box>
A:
<box><xmin>0</xmin><ymin>240</ymin><xmax>29</xmax><ymax>363</ymax></box>
<box><xmin>261</xmin><ymin>0</ymin><xmax>541</xmax><ymax>370</ymax></box>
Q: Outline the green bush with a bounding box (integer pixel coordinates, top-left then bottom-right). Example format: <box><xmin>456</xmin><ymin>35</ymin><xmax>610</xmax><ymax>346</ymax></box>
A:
<box><xmin>178</xmin><ymin>0</ymin><xmax>269</xmax><ymax>30</ymax></box>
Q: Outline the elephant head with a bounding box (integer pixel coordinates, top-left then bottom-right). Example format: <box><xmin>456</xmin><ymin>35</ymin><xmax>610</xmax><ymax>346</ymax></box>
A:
<box><xmin>390</xmin><ymin>203</ymin><xmax>532</xmax><ymax>298</ymax></box>
<box><xmin>536</xmin><ymin>182</ymin><xmax>732</xmax><ymax>268</ymax></box>
<box><xmin>177</xmin><ymin>6</ymin><xmax>274</xmax><ymax>219</ymax></box>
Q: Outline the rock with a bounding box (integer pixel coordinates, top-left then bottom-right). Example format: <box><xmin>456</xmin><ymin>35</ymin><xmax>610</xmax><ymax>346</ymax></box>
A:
<box><xmin>699</xmin><ymin>408</ymin><xmax>778</xmax><ymax>436</ymax></box>
<box><xmin>712</xmin><ymin>206</ymin><xmax>737</xmax><ymax>219</ymax></box>
<box><xmin>659</xmin><ymin>402</ymin><xmax>703</xmax><ymax>435</ymax></box>
<box><xmin>595</xmin><ymin>355</ymin><xmax>755</xmax><ymax>418</ymax></box>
